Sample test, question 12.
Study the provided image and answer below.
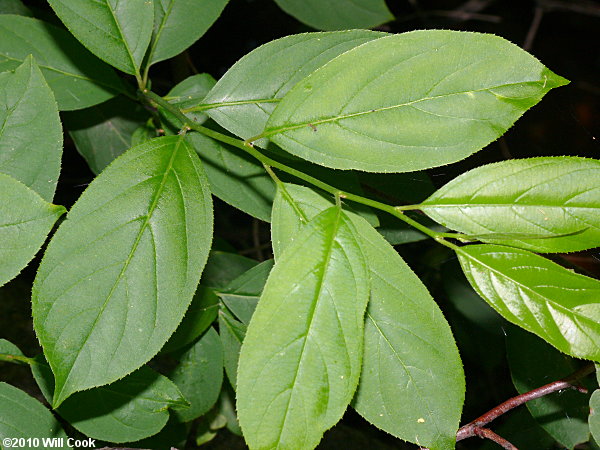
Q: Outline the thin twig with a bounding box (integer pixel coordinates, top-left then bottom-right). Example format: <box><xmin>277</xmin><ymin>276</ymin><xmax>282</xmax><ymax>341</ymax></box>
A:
<box><xmin>456</xmin><ymin>363</ymin><xmax>594</xmax><ymax>443</ymax></box>
<box><xmin>474</xmin><ymin>428</ymin><xmax>518</xmax><ymax>449</ymax></box>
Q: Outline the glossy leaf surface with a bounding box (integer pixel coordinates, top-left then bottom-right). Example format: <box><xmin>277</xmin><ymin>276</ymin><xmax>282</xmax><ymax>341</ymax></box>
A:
<box><xmin>421</xmin><ymin>157</ymin><xmax>600</xmax><ymax>252</ymax></box>
<box><xmin>0</xmin><ymin>15</ymin><xmax>124</xmax><ymax>110</ymax></box>
<box><xmin>458</xmin><ymin>244</ymin><xmax>600</xmax><ymax>361</ymax></box>
<box><xmin>31</xmin><ymin>359</ymin><xmax>188</xmax><ymax>443</ymax></box>
<box><xmin>48</xmin><ymin>0</ymin><xmax>154</xmax><ymax>76</ymax></box>
<box><xmin>32</xmin><ymin>136</ymin><xmax>213</xmax><ymax>407</ymax></box>
<box><xmin>0</xmin><ymin>56</ymin><xmax>62</xmax><ymax>201</ymax></box>
<box><xmin>237</xmin><ymin>207</ymin><xmax>369</xmax><ymax>449</ymax></box>
<box><xmin>274</xmin><ymin>0</ymin><xmax>393</xmax><ymax>31</ymax></box>
<box><xmin>169</xmin><ymin>327</ymin><xmax>223</xmax><ymax>422</ymax></box>
<box><xmin>507</xmin><ymin>326</ymin><xmax>590</xmax><ymax>448</ymax></box>
<box><xmin>272</xmin><ymin>184</ymin><xmax>464</xmax><ymax>449</ymax></box>
<box><xmin>65</xmin><ymin>96</ymin><xmax>150</xmax><ymax>175</ymax></box>
<box><xmin>149</xmin><ymin>0</ymin><xmax>229</xmax><ymax>65</ymax></box>
<box><xmin>202</xmin><ymin>31</ymin><xmax>385</xmax><ymax>145</ymax></box>
<box><xmin>187</xmin><ymin>133</ymin><xmax>275</xmax><ymax>221</ymax></box>
<box><xmin>0</xmin><ymin>174</ymin><xmax>65</xmax><ymax>288</ymax></box>
<box><xmin>0</xmin><ymin>382</ymin><xmax>69</xmax><ymax>448</ymax></box>
<box><xmin>265</xmin><ymin>30</ymin><xmax>567</xmax><ymax>172</ymax></box>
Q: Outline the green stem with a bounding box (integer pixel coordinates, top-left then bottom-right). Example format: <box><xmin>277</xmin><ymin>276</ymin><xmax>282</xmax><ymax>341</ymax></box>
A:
<box><xmin>182</xmin><ymin>98</ymin><xmax>281</xmax><ymax>113</ymax></box>
<box><xmin>141</xmin><ymin>89</ymin><xmax>456</xmax><ymax>249</ymax></box>
<box><xmin>0</xmin><ymin>354</ymin><xmax>33</xmax><ymax>366</ymax></box>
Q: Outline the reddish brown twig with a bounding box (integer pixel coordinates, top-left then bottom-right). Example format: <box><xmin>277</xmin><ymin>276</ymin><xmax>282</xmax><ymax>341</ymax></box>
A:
<box><xmin>455</xmin><ymin>363</ymin><xmax>594</xmax><ymax>447</ymax></box>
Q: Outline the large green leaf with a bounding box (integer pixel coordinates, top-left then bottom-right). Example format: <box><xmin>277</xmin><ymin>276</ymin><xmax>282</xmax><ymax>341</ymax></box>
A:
<box><xmin>201</xmin><ymin>31</ymin><xmax>386</xmax><ymax>146</ymax></box>
<box><xmin>507</xmin><ymin>326</ymin><xmax>591</xmax><ymax>449</ymax></box>
<box><xmin>48</xmin><ymin>0</ymin><xmax>154</xmax><ymax>77</ymax></box>
<box><xmin>0</xmin><ymin>174</ymin><xmax>65</xmax><ymax>288</ymax></box>
<box><xmin>169</xmin><ymin>327</ymin><xmax>223</xmax><ymax>422</ymax></box>
<box><xmin>457</xmin><ymin>244</ymin><xmax>600</xmax><ymax>361</ymax></box>
<box><xmin>274</xmin><ymin>0</ymin><xmax>393</xmax><ymax>31</ymax></box>
<box><xmin>65</xmin><ymin>96</ymin><xmax>151</xmax><ymax>175</ymax></box>
<box><xmin>32</xmin><ymin>136</ymin><xmax>213</xmax><ymax>407</ymax></box>
<box><xmin>31</xmin><ymin>359</ymin><xmax>188</xmax><ymax>443</ymax></box>
<box><xmin>0</xmin><ymin>15</ymin><xmax>124</xmax><ymax>110</ymax></box>
<box><xmin>0</xmin><ymin>56</ymin><xmax>62</xmax><ymax>201</ymax></box>
<box><xmin>420</xmin><ymin>157</ymin><xmax>600</xmax><ymax>253</ymax></box>
<box><xmin>237</xmin><ymin>207</ymin><xmax>369</xmax><ymax>449</ymax></box>
<box><xmin>0</xmin><ymin>383</ymin><xmax>69</xmax><ymax>448</ymax></box>
<box><xmin>187</xmin><ymin>132</ymin><xmax>275</xmax><ymax>221</ymax></box>
<box><xmin>264</xmin><ymin>30</ymin><xmax>568</xmax><ymax>172</ymax></box>
<box><xmin>148</xmin><ymin>0</ymin><xmax>229</xmax><ymax>66</ymax></box>
<box><xmin>271</xmin><ymin>184</ymin><xmax>464</xmax><ymax>449</ymax></box>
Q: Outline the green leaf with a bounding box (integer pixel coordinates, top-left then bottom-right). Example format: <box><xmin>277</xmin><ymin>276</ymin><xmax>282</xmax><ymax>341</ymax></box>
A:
<box><xmin>202</xmin><ymin>30</ymin><xmax>386</xmax><ymax>145</ymax></box>
<box><xmin>457</xmin><ymin>244</ymin><xmax>600</xmax><ymax>361</ymax></box>
<box><xmin>169</xmin><ymin>327</ymin><xmax>223</xmax><ymax>422</ymax></box>
<box><xmin>65</xmin><ymin>96</ymin><xmax>151</xmax><ymax>175</ymax></box>
<box><xmin>507</xmin><ymin>326</ymin><xmax>591</xmax><ymax>449</ymax></box>
<box><xmin>264</xmin><ymin>30</ymin><xmax>568</xmax><ymax>172</ymax></box>
<box><xmin>31</xmin><ymin>358</ymin><xmax>188</xmax><ymax>443</ymax></box>
<box><xmin>32</xmin><ymin>136</ymin><xmax>213</xmax><ymax>407</ymax></box>
<box><xmin>0</xmin><ymin>382</ymin><xmax>69</xmax><ymax>448</ymax></box>
<box><xmin>591</xmin><ymin>390</ymin><xmax>600</xmax><ymax>444</ymax></box>
<box><xmin>201</xmin><ymin>250</ymin><xmax>258</xmax><ymax>290</ymax></box>
<box><xmin>0</xmin><ymin>56</ymin><xmax>62</xmax><ymax>201</ymax></box>
<box><xmin>0</xmin><ymin>339</ymin><xmax>23</xmax><ymax>357</ymax></box>
<box><xmin>237</xmin><ymin>207</ymin><xmax>369</xmax><ymax>449</ymax></box>
<box><xmin>274</xmin><ymin>0</ymin><xmax>393</xmax><ymax>31</ymax></box>
<box><xmin>218</xmin><ymin>259</ymin><xmax>274</xmax><ymax>325</ymax></box>
<box><xmin>0</xmin><ymin>0</ymin><xmax>32</xmax><ymax>16</ymax></box>
<box><xmin>218</xmin><ymin>308</ymin><xmax>246</xmax><ymax>389</ymax></box>
<box><xmin>167</xmin><ymin>74</ymin><xmax>217</xmax><ymax>125</ymax></box>
<box><xmin>187</xmin><ymin>133</ymin><xmax>275</xmax><ymax>221</ymax></box>
<box><xmin>420</xmin><ymin>157</ymin><xmax>600</xmax><ymax>253</ymax></box>
<box><xmin>351</xmin><ymin>216</ymin><xmax>464</xmax><ymax>450</ymax></box>
<box><xmin>148</xmin><ymin>0</ymin><xmax>229</xmax><ymax>66</ymax></box>
<box><xmin>161</xmin><ymin>286</ymin><xmax>219</xmax><ymax>354</ymax></box>
<box><xmin>48</xmin><ymin>0</ymin><xmax>154</xmax><ymax>77</ymax></box>
<box><xmin>271</xmin><ymin>183</ymin><xmax>464</xmax><ymax>449</ymax></box>
<box><xmin>0</xmin><ymin>15</ymin><xmax>125</xmax><ymax>110</ymax></box>
<box><xmin>0</xmin><ymin>174</ymin><xmax>65</xmax><ymax>288</ymax></box>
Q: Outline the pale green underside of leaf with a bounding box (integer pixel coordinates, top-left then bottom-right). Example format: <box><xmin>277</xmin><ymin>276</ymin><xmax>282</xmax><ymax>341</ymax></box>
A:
<box><xmin>265</xmin><ymin>30</ymin><xmax>568</xmax><ymax>172</ymax></box>
<box><xmin>30</xmin><ymin>359</ymin><xmax>188</xmax><ymax>443</ymax></box>
<box><xmin>0</xmin><ymin>57</ymin><xmax>62</xmax><ymax>201</ymax></box>
<box><xmin>457</xmin><ymin>244</ymin><xmax>600</xmax><ymax>362</ymax></box>
<box><xmin>203</xmin><ymin>30</ymin><xmax>386</xmax><ymax>146</ymax></box>
<box><xmin>0</xmin><ymin>383</ymin><xmax>69</xmax><ymax>448</ymax></box>
<box><xmin>170</xmin><ymin>327</ymin><xmax>223</xmax><ymax>422</ymax></box>
<box><xmin>0</xmin><ymin>15</ymin><xmax>124</xmax><ymax>110</ymax></box>
<box><xmin>65</xmin><ymin>96</ymin><xmax>150</xmax><ymax>175</ymax></box>
<box><xmin>271</xmin><ymin>184</ymin><xmax>464</xmax><ymax>449</ymax></box>
<box><xmin>421</xmin><ymin>157</ymin><xmax>600</xmax><ymax>253</ymax></box>
<box><xmin>186</xmin><ymin>133</ymin><xmax>275</xmax><ymax>221</ymax></box>
<box><xmin>274</xmin><ymin>0</ymin><xmax>393</xmax><ymax>31</ymax></box>
<box><xmin>0</xmin><ymin>174</ymin><xmax>65</xmax><ymax>288</ymax></box>
<box><xmin>32</xmin><ymin>136</ymin><xmax>213</xmax><ymax>407</ymax></box>
<box><xmin>48</xmin><ymin>0</ymin><xmax>154</xmax><ymax>76</ymax></box>
<box><xmin>149</xmin><ymin>0</ymin><xmax>229</xmax><ymax>65</ymax></box>
<box><xmin>237</xmin><ymin>207</ymin><xmax>369</xmax><ymax>449</ymax></box>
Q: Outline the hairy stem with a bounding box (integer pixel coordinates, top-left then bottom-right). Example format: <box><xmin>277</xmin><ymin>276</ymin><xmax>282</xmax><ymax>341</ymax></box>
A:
<box><xmin>141</xmin><ymin>89</ymin><xmax>456</xmax><ymax>248</ymax></box>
